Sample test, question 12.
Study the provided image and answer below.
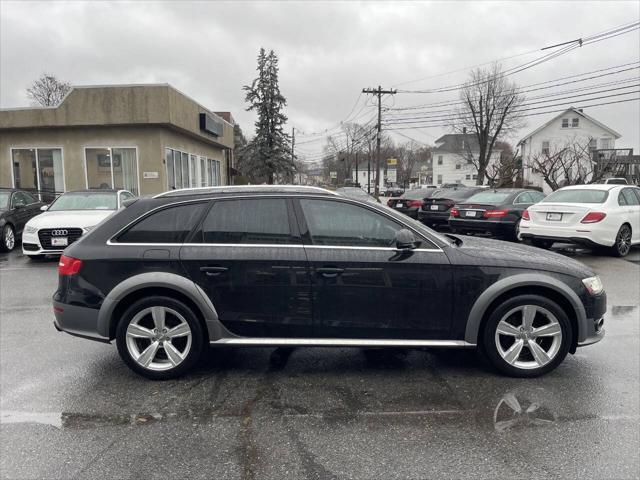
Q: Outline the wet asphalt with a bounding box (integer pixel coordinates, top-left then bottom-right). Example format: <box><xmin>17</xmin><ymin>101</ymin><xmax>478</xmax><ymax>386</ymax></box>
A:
<box><xmin>0</xmin><ymin>245</ymin><xmax>639</xmax><ymax>480</ymax></box>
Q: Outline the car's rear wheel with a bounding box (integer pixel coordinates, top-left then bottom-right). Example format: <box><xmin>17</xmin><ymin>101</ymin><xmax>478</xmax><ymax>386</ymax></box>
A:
<box><xmin>531</xmin><ymin>238</ymin><xmax>553</xmax><ymax>249</ymax></box>
<box><xmin>0</xmin><ymin>224</ymin><xmax>15</xmax><ymax>252</ymax></box>
<box><xmin>610</xmin><ymin>224</ymin><xmax>632</xmax><ymax>257</ymax></box>
<box><xmin>482</xmin><ymin>295</ymin><xmax>571</xmax><ymax>377</ymax></box>
<box><xmin>116</xmin><ymin>296</ymin><xmax>204</xmax><ymax>380</ymax></box>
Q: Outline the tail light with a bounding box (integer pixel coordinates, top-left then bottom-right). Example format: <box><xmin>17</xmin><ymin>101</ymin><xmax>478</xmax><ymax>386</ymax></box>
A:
<box><xmin>581</xmin><ymin>212</ymin><xmax>607</xmax><ymax>224</ymax></box>
<box><xmin>58</xmin><ymin>255</ymin><xmax>83</xmax><ymax>276</ymax></box>
<box><xmin>522</xmin><ymin>209</ymin><xmax>530</xmax><ymax>221</ymax></box>
<box><xmin>409</xmin><ymin>200</ymin><xmax>424</xmax><ymax>208</ymax></box>
<box><xmin>387</xmin><ymin>199</ymin><xmax>394</xmax><ymax>207</ymax></box>
<box><xmin>483</xmin><ymin>209</ymin><xmax>509</xmax><ymax>218</ymax></box>
<box><xmin>450</xmin><ymin>207</ymin><xmax>460</xmax><ymax>217</ymax></box>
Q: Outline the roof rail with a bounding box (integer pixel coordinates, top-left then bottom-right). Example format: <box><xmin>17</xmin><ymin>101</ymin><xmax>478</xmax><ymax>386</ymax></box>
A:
<box><xmin>153</xmin><ymin>185</ymin><xmax>339</xmax><ymax>199</ymax></box>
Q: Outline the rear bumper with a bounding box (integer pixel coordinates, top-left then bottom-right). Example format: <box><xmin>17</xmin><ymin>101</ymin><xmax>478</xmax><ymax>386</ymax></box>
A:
<box><xmin>417</xmin><ymin>211</ymin><xmax>450</xmax><ymax>225</ymax></box>
<box><xmin>53</xmin><ymin>300</ymin><xmax>109</xmax><ymax>343</ymax></box>
<box><xmin>520</xmin><ymin>233</ymin><xmax>605</xmax><ymax>248</ymax></box>
<box><xmin>391</xmin><ymin>207</ymin><xmax>418</xmax><ymax>218</ymax></box>
<box><xmin>449</xmin><ymin>218</ymin><xmax>516</xmax><ymax>235</ymax></box>
<box><xmin>519</xmin><ymin>223</ymin><xmax>614</xmax><ymax>247</ymax></box>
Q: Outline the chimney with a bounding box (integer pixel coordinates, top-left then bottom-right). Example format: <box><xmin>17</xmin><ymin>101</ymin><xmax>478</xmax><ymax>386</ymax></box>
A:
<box><xmin>463</xmin><ymin>127</ymin><xmax>467</xmax><ymax>134</ymax></box>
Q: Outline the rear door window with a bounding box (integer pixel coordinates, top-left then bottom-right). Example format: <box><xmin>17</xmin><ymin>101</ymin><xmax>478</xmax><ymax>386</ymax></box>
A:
<box><xmin>197</xmin><ymin>198</ymin><xmax>296</xmax><ymax>244</ymax></box>
<box><xmin>117</xmin><ymin>202</ymin><xmax>208</xmax><ymax>243</ymax></box>
<box><xmin>621</xmin><ymin>188</ymin><xmax>640</xmax><ymax>206</ymax></box>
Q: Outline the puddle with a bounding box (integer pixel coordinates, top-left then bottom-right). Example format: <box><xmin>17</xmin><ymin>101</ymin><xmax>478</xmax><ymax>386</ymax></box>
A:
<box><xmin>1</xmin><ymin>410</ymin><xmax>162</xmax><ymax>429</ymax></box>
<box><xmin>610</xmin><ymin>305</ymin><xmax>639</xmax><ymax>317</ymax></box>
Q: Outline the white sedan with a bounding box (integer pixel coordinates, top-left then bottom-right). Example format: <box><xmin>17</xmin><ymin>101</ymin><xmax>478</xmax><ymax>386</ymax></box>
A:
<box><xmin>22</xmin><ymin>189</ymin><xmax>135</xmax><ymax>258</ymax></box>
<box><xmin>519</xmin><ymin>184</ymin><xmax>640</xmax><ymax>257</ymax></box>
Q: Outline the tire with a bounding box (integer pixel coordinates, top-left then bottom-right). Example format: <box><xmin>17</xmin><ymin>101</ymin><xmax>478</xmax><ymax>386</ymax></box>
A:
<box><xmin>0</xmin><ymin>224</ymin><xmax>16</xmax><ymax>252</ymax></box>
<box><xmin>481</xmin><ymin>294</ymin><xmax>572</xmax><ymax>378</ymax></box>
<box><xmin>531</xmin><ymin>238</ymin><xmax>553</xmax><ymax>249</ymax></box>
<box><xmin>116</xmin><ymin>296</ymin><xmax>204</xmax><ymax>380</ymax></box>
<box><xmin>509</xmin><ymin>220</ymin><xmax>521</xmax><ymax>242</ymax></box>
<box><xmin>610</xmin><ymin>224</ymin><xmax>632</xmax><ymax>257</ymax></box>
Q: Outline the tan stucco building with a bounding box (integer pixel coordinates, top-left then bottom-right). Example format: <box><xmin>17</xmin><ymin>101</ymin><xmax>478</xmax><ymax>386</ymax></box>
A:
<box><xmin>0</xmin><ymin>84</ymin><xmax>235</xmax><ymax>198</ymax></box>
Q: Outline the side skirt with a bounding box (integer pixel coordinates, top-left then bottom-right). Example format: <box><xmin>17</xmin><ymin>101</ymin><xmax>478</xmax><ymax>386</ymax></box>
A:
<box><xmin>209</xmin><ymin>338</ymin><xmax>476</xmax><ymax>348</ymax></box>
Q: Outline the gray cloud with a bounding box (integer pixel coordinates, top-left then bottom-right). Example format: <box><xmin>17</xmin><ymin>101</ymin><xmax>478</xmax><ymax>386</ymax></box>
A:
<box><xmin>1</xmin><ymin>0</ymin><xmax>639</xmax><ymax>161</ymax></box>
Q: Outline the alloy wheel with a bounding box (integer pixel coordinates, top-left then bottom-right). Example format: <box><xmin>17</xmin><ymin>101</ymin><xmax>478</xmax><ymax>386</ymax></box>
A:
<box><xmin>4</xmin><ymin>225</ymin><xmax>15</xmax><ymax>251</ymax></box>
<box><xmin>616</xmin><ymin>226</ymin><xmax>631</xmax><ymax>256</ymax></box>
<box><xmin>494</xmin><ymin>305</ymin><xmax>562</xmax><ymax>370</ymax></box>
<box><xmin>125</xmin><ymin>306</ymin><xmax>192</xmax><ymax>371</ymax></box>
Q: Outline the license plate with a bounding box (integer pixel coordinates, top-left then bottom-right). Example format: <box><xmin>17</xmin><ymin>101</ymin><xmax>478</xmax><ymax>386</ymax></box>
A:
<box><xmin>466</xmin><ymin>211</ymin><xmax>477</xmax><ymax>217</ymax></box>
<box><xmin>395</xmin><ymin>203</ymin><xmax>404</xmax><ymax>208</ymax></box>
<box><xmin>430</xmin><ymin>205</ymin><xmax>439</xmax><ymax>211</ymax></box>
<box><xmin>546</xmin><ymin>212</ymin><xmax>562</xmax><ymax>221</ymax></box>
<box><xmin>51</xmin><ymin>237</ymin><xmax>68</xmax><ymax>247</ymax></box>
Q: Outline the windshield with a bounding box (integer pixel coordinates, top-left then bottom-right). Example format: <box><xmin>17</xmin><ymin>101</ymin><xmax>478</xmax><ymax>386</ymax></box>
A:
<box><xmin>402</xmin><ymin>188</ymin><xmax>438</xmax><ymax>200</ymax></box>
<box><xmin>48</xmin><ymin>192</ymin><xmax>118</xmax><ymax>211</ymax></box>
<box><xmin>0</xmin><ymin>192</ymin><xmax>9</xmax><ymax>209</ymax></box>
<box><xmin>543</xmin><ymin>189</ymin><xmax>608</xmax><ymax>204</ymax></box>
<box><xmin>465</xmin><ymin>191</ymin><xmax>511</xmax><ymax>204</ymax></box>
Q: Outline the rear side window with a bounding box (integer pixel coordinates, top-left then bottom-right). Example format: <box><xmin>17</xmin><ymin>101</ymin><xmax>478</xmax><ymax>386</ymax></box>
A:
<box><xmin>620</xmin><ymin>188</ymin><xmax>640</xmax><ymax>206</ymax></box>
<box><xmin>118</xmin><ymin>202</ymin><xmax>207</xmax><ymax>243</ymax></box>
<box><xmin>543</xmin><ymin>189</ymin><xmax>608</xmax><ymax>204</ymax></box>
<box><xmin>198</xmin><ymin>198</ymin><xmax>295</xmax><ymax>244</ymax></box>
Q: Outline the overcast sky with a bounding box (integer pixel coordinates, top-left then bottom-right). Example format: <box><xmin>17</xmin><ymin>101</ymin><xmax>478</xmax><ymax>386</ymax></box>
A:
<box><xmin>1</xmin><ymin>0</ymin><xmax>639</xmax><ymax>164</ymax></box>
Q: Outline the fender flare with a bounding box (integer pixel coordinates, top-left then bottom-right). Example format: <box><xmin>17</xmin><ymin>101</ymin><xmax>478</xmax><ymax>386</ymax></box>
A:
<box><xmin>96</xmin><ymin>272</ymin><xmax>229</xmax><ymax>341</ymax></box>
<box><xmin>464</xmin><ymin>273</ymin><xmax>588</xmax><ymax>344</ymax></box>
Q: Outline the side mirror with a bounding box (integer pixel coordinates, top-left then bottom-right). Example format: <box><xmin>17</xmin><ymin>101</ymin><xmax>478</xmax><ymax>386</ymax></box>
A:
<box><xmin>40</xmin><ymin>205</ymin><xmax>49</xmax><ymax>212</ymax></box>
<box><xmin>14</xmin><ymin>203</ymin><xmax>25</xmax><ymax>209</ymax></box>
<box><xmin>394</xmin><ymin>228</ymin><xmax>420</xmax><ymax>251</ymax></box>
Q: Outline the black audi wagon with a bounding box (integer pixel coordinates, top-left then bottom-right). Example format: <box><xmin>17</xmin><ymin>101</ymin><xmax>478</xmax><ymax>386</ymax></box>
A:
<box><xmin>53</xmin><ymin>186</ymin><xmax>605</xmax><ymax>379</ymax></box>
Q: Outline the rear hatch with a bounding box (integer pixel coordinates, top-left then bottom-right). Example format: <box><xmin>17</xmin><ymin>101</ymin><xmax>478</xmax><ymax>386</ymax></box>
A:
<box><xmin>454</xmin><ymin>202</ymin><xmax>499</xmax><ymax>220</ymax></box>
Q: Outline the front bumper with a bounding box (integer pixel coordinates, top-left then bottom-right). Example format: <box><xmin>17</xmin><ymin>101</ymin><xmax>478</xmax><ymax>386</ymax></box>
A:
<box><xmin>577</xmin><ymin>291</ymin><xmax>606</xmax><ymax>347</ymax></box>
<box><xmin>53</xmin><ymin>300</ymin><xmax>109</xmax><ymax>343</ymax></box>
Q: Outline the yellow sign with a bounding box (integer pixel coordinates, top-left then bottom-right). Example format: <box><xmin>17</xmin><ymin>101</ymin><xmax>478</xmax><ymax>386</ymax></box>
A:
<box><xmin>387</xmin><ymin>158</ymin><xmax>397</xmax><ymax>166</ymax></box>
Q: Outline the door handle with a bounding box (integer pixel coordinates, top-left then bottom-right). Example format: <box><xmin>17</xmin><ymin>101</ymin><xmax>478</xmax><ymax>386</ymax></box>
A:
<box><xmin>200</xmin><ymin>266</ymin><xmax>229</xmax><ymax>276</ymax></box>
<box><xmin>316</xmin><ymin>267</ymin><xmax>344</xmax><ymax>278</ymax></box>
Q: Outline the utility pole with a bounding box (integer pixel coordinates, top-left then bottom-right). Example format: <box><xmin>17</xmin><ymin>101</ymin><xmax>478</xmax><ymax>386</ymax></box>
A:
<box><xmin>355</xmin><ymin>152</ymin><xmax>358</xmax><ymax>188</ymax></box>
<box><xmin>291</xmin><ymin>127</ymin><xmax>296</xmax><ymax>184</ymax></box>
<box><xmin>367</xmin><ymin>155</ymin><xmax>371</xmax><ymax>193</ymax></box>
<box><xmin>362</xmin><ymin>86</ymin><xmax>396</xmax><ymax>199</ymax></box>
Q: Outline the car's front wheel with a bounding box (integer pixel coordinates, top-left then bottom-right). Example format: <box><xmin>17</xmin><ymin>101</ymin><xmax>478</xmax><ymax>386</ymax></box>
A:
<box><xmin>610</xmin><ymin>224</ymin><xmax>632</xmax><ymax>257</ymax></box>
<box><xmin>482</xmin><ymin>294</ymin><xmax>572</xmax><ymax>377</ymax></box>
<box><xmin>0</xmin><ymin>224</ymin><xmax>15</xmax><ymax>252</ymax></box>
<box><xmin>116</xmin><ymin>296</ymin><xmax>204</xmax><ymax>380</ymax></box>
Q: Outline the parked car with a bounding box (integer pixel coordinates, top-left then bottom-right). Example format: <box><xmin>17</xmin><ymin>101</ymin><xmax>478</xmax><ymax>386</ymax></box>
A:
<box><xmin>22</xmin><ymin>189</ymin><xmax>135</xmax><ymax>258</ymax></box>
<box><xmin>418</xmin><ymin>187</ymin><xmax>486</xmax><ymax>228</ymax></box>
<box><xmin>519</xmin><ymin>184</ymin><xmax>640</xmax><ymax>256</ymax></box>
<box><xmin>53</xmin><ymin>185</ymin><xmax>605</xmax><ymax>380</ymax></box>
<box><xmin>386</xmin><ymin>187</ymin><xmax>440</xmax><ymax>219</ymax></box>
<box><xmin>336</xmin><ymin>186</ymin><xmax>378</xmax><ymax>203</ymax></box>
<box><xmin>603</xmin><ymin>178</ymin><xmax>628</xmax><ymax>185</ymax></box>
<box><xmin>384</xmin><ymin>187</ymin><xmax>405</xmax><ymax>197</ymax></box>
<box><xmin>0</xmin><ymin>188</ymin><xmax>46</xmax><ymax>252</ymax></box>
<box><xmin>449</xmin><ymin>188</ymin><xmax>546</xmax><ymax>241</ymax></box>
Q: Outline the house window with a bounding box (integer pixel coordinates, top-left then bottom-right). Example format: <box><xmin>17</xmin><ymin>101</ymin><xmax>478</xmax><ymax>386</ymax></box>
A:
<box><xmin>472</xmin><ymin>174</ymin><xmax>478</xmax><ymax>180</ymax></box>
<box><xmin>561</xmin><ymin>119</ymin><xmax>569</xmax><ymax>128</ymax></box>
<box><xmin>588</xmin><ymin>138</ymin><xmax>597</xmax><ymax>150</ymax></box>
<box><xmin>85</xmin><ymin>147</ymin><xmax>138</xmax><ymax>195</ymax></box>
<box><xmin>465</xmin><ymin>174</ymin><xmax>471</xmax><ymax>180</ymax></box>
<box><xmin>572</xmin><ymin>118</ymin><xmax>579</xmax><ymax>128</ymax></box>
<box><xmin>542</xmin><ymin>141</ymin><xmax>550</xmax><ymax>155</ymax></box>
<box><xmin>12</xmin><ymin>148</ymin><xmax>65</xmax><ymax>202</ymax></box>
<box><xmin>437</xmin><ymin>174</ymin><xmax>443</xmax><ymax>184</ymax></box>
<box><xmin>455</xmin><ymin>164</ymin><xmax>461</xmax><ymax>170</ymax></box>
<box><xmin>601</xmin><ymin>138</ymin><xmax>612</xmax><ymax>150</ymax></box>
<box><xmin>437</xmin><ymin>155</ymin><xmax>443</xmax><ymax>165</ymax></box>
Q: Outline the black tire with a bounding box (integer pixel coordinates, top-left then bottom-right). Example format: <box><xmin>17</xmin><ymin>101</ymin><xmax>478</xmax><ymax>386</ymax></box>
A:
<box><xmin>508</xmin><ymin>219</ymin><xmax>521</xmax><ymax>242</ymax></box>
<box><xmin>0</xmin><ymin>224</ymin><xmax>15</xmax><ymax>252</ymax></box>
<box><xmin>481</xmin><ymin>294</ymin><xmax>572</xmax><ymax>378</ymax></box>
<box><xmin>116</xmin><ymin>296</ymin><xmax>204</xmax><ymax>380</ymax></box>
<box><xmin>531</xmin><ymin>238</ymin><xmax>553</xmax><ymax>249</ymax></box>
<box><xmin>610</xmin><ymin>224</ymin><xmax>632</xmax><ymax>257</ymax></box>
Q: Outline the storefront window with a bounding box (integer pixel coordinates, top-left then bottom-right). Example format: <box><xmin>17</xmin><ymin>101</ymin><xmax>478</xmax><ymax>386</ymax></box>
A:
<box><xmin>12</xmin><ymin>148</ymin><xmax>63</xmax><ymax>202</ymax></box>
<box><xmin>190</xmin><ymin>155</ymin><xmax>197</xmax><ymax>187</ymax></box>
<box><xmin>85</xmin><ymin>147</ymin><xmax>138</xmax><ymax>195</ymax></box>
<box><xmin>166</xmin><ymin>148</ymin><xmax>175</xmax><ymax>189</ymax></box>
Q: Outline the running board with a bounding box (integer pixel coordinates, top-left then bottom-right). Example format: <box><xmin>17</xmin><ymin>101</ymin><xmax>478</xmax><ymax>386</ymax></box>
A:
<box><xmin>210</xmin><ymin>338</ymin><xmax>476</xmax><ymax>348</ymax></box>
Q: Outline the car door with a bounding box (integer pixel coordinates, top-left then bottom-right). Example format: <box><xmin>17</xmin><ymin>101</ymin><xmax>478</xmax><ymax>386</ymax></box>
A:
<box><xmin>619</xmin><ymin>187</ymin><xmax>640</xmax><ymax>242</ymax></box>
<box><xmin>180</xmin><ymin>197</ymin><xmax>313</xmax><ymax>338</ymax></box>
<box><xmin>294</xmin><ymin>197</ymin><xmax>453</xmax><ymax>340</ymax></box>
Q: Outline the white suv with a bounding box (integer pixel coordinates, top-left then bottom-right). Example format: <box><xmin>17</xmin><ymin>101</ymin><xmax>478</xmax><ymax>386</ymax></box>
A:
<box><xmin>22</xmin><ymin>189</ymin><xmax>135</xmax><ymax>258</ymax></box>
<box><xmin>519</xmin><ymin>184</ymin><xmax>640</xmax><ymax>256</ymax></box>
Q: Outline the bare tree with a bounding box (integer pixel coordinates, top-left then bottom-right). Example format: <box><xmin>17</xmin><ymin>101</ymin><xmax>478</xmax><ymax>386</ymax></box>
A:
<box><xmin>527</xmin><ymin>137</ymin><xmax>624</xmax><ymax>190</ymax></box>
<box><xmin>26</xmin><ymin>74</ymin><xmax>71</xmax><ymax>107</ymax></box>
<box><xmin>485</xmin><ymin>141</ymin><xmax>521</xmax><ymax>187</ymax></box>
<box><xmin>454</xmin><ymin>63</ymin><xmax>525</xmax><ymax>185</ymax></box>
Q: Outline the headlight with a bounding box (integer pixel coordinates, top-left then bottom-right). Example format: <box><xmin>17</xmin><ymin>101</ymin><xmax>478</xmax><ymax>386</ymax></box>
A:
<box><xmin>582</xmin><ymin>276</ymin><xmax>604</xmax><ymax>296</ymax></box>
<box><xmin>25</xmin><ymin>225</ymin><xmax>38</xmax><ymax>234</ymax></box>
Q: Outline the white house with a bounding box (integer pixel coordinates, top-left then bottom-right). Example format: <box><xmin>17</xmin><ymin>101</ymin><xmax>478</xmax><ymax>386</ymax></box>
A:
<box><xmin>518</xmin><ymin>107</ymin><xmax>621</xmax><ymax>193</ymax></box>
<box><xmin>431</xmin><ymin>134</ymin><xmax>501</xmax><ymax>186</ymax></box>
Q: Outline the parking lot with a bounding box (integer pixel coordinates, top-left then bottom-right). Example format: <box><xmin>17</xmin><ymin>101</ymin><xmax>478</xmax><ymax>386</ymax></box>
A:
<box><xmin>1</xmin><ymin>245</ymin><xmax>639</xmax><ymax>479</ymax></box>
